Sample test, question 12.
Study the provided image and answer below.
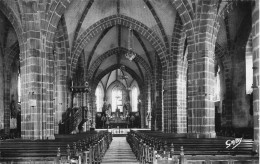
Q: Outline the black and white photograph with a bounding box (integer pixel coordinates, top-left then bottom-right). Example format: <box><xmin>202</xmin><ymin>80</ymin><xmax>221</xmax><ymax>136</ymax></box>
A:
<box><xmin>0</xmin><ymin>0</ymin><xmax>259</xmax><ymax>163</ymax></box>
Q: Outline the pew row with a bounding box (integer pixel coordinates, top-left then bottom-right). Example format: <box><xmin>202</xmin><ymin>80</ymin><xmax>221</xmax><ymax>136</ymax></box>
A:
<box><xmin>56</xmin><ymin>131</ymin><xmax>112</xmax><ymax>163</ymax></box>
<box><xmin>0</xmin><ymin>131</ymin><xmax>112</xmax><ymax>164</ymax></box>
<box><xmin>126</xmin><ymin>130</ymin><xmax>259</xmax><ymax>164</ymax></box>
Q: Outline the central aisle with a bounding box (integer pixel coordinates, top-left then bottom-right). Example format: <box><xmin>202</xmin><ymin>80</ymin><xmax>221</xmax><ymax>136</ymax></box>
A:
<box><xmin>101</xmin><ymin>137</ymin><xmax>139</xmax><ymax>164</ymax></box>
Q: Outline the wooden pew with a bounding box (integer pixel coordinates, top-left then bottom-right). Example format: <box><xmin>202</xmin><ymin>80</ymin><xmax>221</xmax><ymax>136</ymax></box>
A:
<box><xmin>0</xmin><ymin>131</ymin><xmax>112</xmax><ymax>163</ymax></box>
<box><xmin>126</xmin><ymin>130</ymin><xmax>259</xmax><ymax>164</ymax></box>
<box><xmin>56</xmin><ymin>131</ymin><xmax>113</xmax><ymax>163</ymax></box>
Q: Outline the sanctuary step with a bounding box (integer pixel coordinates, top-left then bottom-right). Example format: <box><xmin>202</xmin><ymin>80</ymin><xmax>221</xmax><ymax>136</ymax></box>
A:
<box><xmin>101</xmin><ymin>137</ymin><xmax>138</xmax><ymax>164</ymax></box>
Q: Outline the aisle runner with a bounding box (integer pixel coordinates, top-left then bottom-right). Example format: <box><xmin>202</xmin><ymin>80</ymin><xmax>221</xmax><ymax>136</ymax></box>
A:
<box><xmin>101</xmin><ymin>137</ymin><xmax>139</xmax><ymax>164</ymax></box>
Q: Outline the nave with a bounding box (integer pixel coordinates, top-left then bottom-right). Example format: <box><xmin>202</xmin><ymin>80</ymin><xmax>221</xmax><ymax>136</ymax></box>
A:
<box><xmin>0</xmin><ymin>0</ymin><xmax>259</xmax><ymax>163</ymax></box>
<box><xmin>101</xmin><ymin>137</ymin><xmax>138</xmax><ymax>164</ymax></box>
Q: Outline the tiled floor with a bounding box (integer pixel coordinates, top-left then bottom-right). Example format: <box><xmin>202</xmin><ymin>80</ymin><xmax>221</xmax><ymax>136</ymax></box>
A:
<box><xmin>101</xmin><ymin>137</ymin><xmax>139</xmax><ymax>164</ymax></box>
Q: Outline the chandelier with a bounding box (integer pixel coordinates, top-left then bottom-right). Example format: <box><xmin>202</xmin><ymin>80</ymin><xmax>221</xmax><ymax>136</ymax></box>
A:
<box><xmin>119</xmin><ymin>65</ymin><xmax>128</xmax><ymax>80</ymax></box>
<box><xmin>125</xmin><ymin>27</ymin><xmax>136</xmax><ymax>61</ymax></box>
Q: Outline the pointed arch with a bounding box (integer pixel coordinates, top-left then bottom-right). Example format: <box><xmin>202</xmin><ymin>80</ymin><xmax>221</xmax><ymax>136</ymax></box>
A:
<box><xmin>71</xmin><ymin>14</ymin><xmax>167</xmax><ymax>80</ymax></box>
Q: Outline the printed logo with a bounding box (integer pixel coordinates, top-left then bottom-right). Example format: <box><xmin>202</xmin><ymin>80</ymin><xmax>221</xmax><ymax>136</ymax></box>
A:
<box><xmin>225</xmin><ymin>138</ymin><xmax>242</xmax><ymax>149</ymax></box>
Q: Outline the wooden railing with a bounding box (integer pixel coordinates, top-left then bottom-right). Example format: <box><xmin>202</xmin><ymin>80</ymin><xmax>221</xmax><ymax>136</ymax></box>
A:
<box><xmin>126</xmin><ymin>130</ymin><xmax>259</xmax><ymax>164</ymax></box>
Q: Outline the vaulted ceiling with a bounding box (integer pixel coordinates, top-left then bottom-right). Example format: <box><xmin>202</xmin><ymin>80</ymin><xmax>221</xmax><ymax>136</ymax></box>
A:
<box><xmin>64</xmin><ymin>0</ymin><xmax>177</xmax><ymax>90</ymax></box>
<box><xmin>0</xmin><ymin>0</ymin><xmax>252</xmax><ymax>92</ymax></box>
<box><xmin>61</xmin><ymin>0</ymin><xmax>252</xmax><ymax>91</ymax></box>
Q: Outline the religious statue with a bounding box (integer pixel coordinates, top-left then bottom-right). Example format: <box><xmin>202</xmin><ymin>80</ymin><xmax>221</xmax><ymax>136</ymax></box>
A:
<box><xmin>106</xmin><ymin>104</ymin><xmax>112</xmax><ymax>118</ymax></box>
<box><xmin>123</xmin><ymin>104</ymin><xmax>129</xmax><ymax>118</ymax></box>
<box><xmin>146</xmin><ymin>111</ymin><xmax>151</xmax><ymax>127</ymax></box>
<box><xmin>137</xmin><ymin>99</ymin><xmax>141</xmax><ymax>116</ymax></box>
<box><xmin>115</xmin><ymin>107</ymin><xmax>120</xmax><ymax>118</ymax></box>
<box><xmin>102</xmin><ymin>101</ymin><xmax>108</xmax><ymax>113</ymax></box>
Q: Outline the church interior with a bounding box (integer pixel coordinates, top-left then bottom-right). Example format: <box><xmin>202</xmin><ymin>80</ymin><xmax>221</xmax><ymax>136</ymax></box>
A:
<box><xmin>0</xmin><ymin>0</ymin><xmax>259</xmax><ymax>163</ymax></box>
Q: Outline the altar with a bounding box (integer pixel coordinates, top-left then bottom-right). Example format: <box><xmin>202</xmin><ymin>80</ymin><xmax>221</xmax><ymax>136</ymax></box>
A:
<box><xmin>109</xmin><ymin>121</ymin><xmax>128</xmax><ymax>128</ymax></box>
<box><xmin>96</xmin><ymin>128</ymin><xmax>150</xmax><ymax>135</ymax></box>
<box><xmin>96</xmin><ymin>103</ymin><xmax>142</xmax><ymax>129</ymax></box>
<box><xmin>106</xmin><ymin>114</ymin><xmax>129</xmax><ymax>128</ymax></box>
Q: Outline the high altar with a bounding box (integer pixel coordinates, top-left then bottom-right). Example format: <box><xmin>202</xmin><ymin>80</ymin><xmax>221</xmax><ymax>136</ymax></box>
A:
<box><xmin>106</xmin><ymin>108</ymin><xmax>130</xmax><ymax>128</ymax></box>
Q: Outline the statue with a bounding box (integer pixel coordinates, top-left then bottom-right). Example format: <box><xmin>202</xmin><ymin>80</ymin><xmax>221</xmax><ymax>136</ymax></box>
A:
<box><xmin>115</xmin><ymin>107</ymin><xmax>120</xmax><ymax>118</ymax></box>
<box><xmin>146</xmin><ymin>111</ymin><xmax>151</xmax><ymax>127</ymax></box>
<box><xmin>106</xmin><ymin>104</ymin><xmax>112</xmax><ymax>118</ymax></box>
<box><xmin>123</xmin><ymin>104</ymin><xmax>129</xmax><ymax>118</ymax></box>
<box><xmin>102</xmin><ymin>101</ymin><xmax>108</xmax><ymax>113</ymax></box>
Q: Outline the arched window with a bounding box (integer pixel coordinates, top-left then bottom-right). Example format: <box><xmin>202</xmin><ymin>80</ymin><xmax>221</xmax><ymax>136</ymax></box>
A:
<box><xmin>131</xmin><ymin>86</ymin><xmax>138</xmax><ymax>112</ymax></box>
<box><xmin>214</xmin><ymin>66</ymin><xmax>221</xmax><ymax>101</ymax></box>
<box><xmin>95</xmin><ymin>86</ymin><xmax>103</xmax><ymax>112</ymax></box>
<box><xmin>246</xmin><ymin>48</ymin><xmax>253</xmax><ymax>94</ymax></box>
<box><xmin>112</xmin><ymin>86</ymin><xmax>122</xmax><ymax>112</ymax></box>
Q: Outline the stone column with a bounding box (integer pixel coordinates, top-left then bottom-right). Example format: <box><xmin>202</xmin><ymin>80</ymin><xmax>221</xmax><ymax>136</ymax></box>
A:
<box><xmin>144</xmin><ymin>76</ymin><xmax>151</xmax><ymax>129</ymax></box>
<box><xmin>53</xmin><ymin>46</ymin><xmax>68</xmax><ymax>134</ymax></box>
<box><xmin>155</xmin><ymin>56</ymin><xmax>163</xmax><ymax>131</ymax></box>
<box><xmin>86</xmin><ymin>92</ymin><xmax>91</xmax><ymax>131</ymax></box>
<box><xmin>3</xmin><ymin>63</ymin><xmax>11</xmax><ymax>135</ymax></box>
<box><xmin>252</xmin><ymin>0</ymin><xmax>259</xmax><ymax>153</ymax></box>
<box><xmin>187</xmin><ymin>50</ymin><xmax>216</xmax><ymax>138</ymax></box>
<box><xmin>164</xmin><ymin>60</ymin><xmax>187</xmax><ymax>133</ymax></box>
<box><xmin>0</xmin><ymin>50</ymin><xmax>4</xmax><ymax>132</ymax></box>
<box><xmin>151</xmin><ymin>75</ymin><xmax>156</xmax><ymax>131</ymax></box>
<box><xmin>91</xmin><ymin>92</ymin><xmax>96</xmax><ymax>129</ymax></box>
<box><xmin>20</xmin><ymin>1</ymin><xmax>58</xmax><ymax>140</ymax></box>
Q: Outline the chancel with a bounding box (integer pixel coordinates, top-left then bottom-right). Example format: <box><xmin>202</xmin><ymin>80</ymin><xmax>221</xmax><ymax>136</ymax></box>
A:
<box><xmin>0</xmin><ymin>0</ymin><xmax>259</xmax><ymax>163</ymax></box>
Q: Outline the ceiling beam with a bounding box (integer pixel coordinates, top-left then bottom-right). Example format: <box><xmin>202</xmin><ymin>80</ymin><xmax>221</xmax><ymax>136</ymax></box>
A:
<box><xmin>86</xmin><ymin>26</ymin><xmax>113</xmax><ymax>70</ymax></box>
<box><xmin>72</xmin><ymin>0</ymin><xmax>94</xmax><ymax>49</ymax></box>
<box><xmin>133</xmin><ymin>30</ymin><xmax>154</xmax><ymax>70</ymax></box>
<box><xmin>117</xmin><ymin>25</ymin><xmax>121</xmax><ymax>64</ymax></box>
<box><xmin>134</xmin><ymin>60</ymin><xmax>144</xmax><ymax>80</ymax></box>
<box><xmin>143</xmin><ymin>0</ymin><xmax>170</xmax><ymax>55</ymax></box>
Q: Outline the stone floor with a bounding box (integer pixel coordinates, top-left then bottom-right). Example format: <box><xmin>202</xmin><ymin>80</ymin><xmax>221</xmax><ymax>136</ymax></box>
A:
<box><xmin>101</xmin><ymin>137</ymin><xmax>139</xmax><ymax>164</ymax></box>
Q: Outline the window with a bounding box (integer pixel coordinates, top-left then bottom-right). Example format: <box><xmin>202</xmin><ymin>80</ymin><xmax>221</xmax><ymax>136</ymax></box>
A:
<box><xmin>131</xmin><ymin>87</ymin><xmax>138</xmax><ymax>112</ymax></box>
<box><xmin>112</xmin><ymin>87</ymin><xmax>122</xmax><ymax>112</ymax></box>
<box><xmin>95</xmin><ymin>86</ymin><xmax>103</xmax><ymax>112</ymax></box>
<box><xmin>214</xmin><ymin>66</ymin><xmax>220</xmax><ymax>101</ymax></box>
<box><xmin>246</xmin><ymin>52</ymin><xmax>253</xmax><ymax>94</ymax></box>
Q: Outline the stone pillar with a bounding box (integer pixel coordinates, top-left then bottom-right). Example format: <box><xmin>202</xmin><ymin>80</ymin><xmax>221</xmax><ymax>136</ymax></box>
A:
<box><xmin>85</xmin><ymin>93</ymin><xmax>90</xmax><ymax>131</ymax></box>
<box><xmin>20</xmin><ymin>1</ymin><xmax>57</xmax><ymax>140</ymax></box>
<box><xmin>252</xmin><ymin>0</ymin><xmax>259</xmax><ymax>153</ymax></box>
<box><xmin>139</xmin><ymin>92</ymin><xmax>146</xmax><ymax>129</ymax></box>
<box><xmin>144</xmin><ymin>76</ymin><xmax>151</xmax><ymax>129</ymax></box>
<box><xmin>151</xmin><ymin>75</ymin><xmax>156</xmax><ymax>131</ymax></box>
<box><xmin>164</xmin><ymin>60</ymin><xmax>187</xmax><ymax>133</ymax></box>
<box><xmin>156</xmin><ymin>79</ymin><xmax>163</xmax><ymax>131</ymax></box>
<box><xmin>86</xmin><ymin>91</ymin><xmax>95</xmax><ymax>130</ymax></box>
<box><xmin>3</xmin><ymin>63</ymin><xmax>11</xmax><ymax>135</ymax></box>
<box><xmin>187</xmin><ymin>50</ymin><xmax>216</xmax><ymax>138</ymax></box>
<box><xmin>0</xmin><ymin>51</ymin><xmax>4</xmax><ymax>132</ymax></box>
<box><xmin>53</xmin><ymin>49</ymin><xmax>68</xmax><ymax>134</ymax></box>
<box><xmin>155</xmin><ymin>56</ymin><xmax>163</xmax><ymax>131</ymax></box>
<box><xmin>91</xmin><ymin>92</ymin><xmax>96</xmax><ymax>129</ymax></box>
